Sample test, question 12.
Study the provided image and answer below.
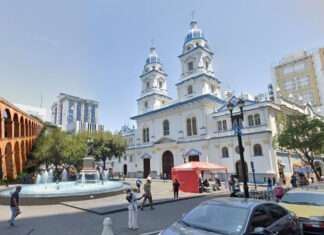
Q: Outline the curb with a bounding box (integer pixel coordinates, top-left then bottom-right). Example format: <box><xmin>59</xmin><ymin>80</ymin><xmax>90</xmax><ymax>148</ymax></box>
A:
<box><xmin>139</xmin><ymin>230</ymin><xmax>162</xmax><ymax>235</ymax></box>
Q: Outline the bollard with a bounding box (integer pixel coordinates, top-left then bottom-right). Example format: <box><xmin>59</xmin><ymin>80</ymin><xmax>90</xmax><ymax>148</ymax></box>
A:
<box><xmin>101</xmin><ymin>217</ymin><xmax>114</xmax><ymax>235</ymax></box>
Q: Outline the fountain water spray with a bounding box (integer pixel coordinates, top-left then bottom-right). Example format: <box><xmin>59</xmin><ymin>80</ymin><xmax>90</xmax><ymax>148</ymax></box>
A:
<box><xmin>62</xmin><ymin>169</ymin><xmax>68</xmax><ymax>182</ymax></box>
<box><xmin>95</xmin><ymin>170</ymin><xmax>100</xmax><ymax>184</ymax></box>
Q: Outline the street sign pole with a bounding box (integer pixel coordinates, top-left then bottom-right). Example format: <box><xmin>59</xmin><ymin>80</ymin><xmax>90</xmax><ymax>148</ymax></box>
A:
<box><xmin>250</xmin><ymin>161</ymin><xmax>257</xmax><ymax>191</ymax></box>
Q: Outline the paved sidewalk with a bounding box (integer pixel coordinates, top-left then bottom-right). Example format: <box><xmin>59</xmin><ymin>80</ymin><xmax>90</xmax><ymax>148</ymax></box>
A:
<box><xmin>60</xmin><ymin>179</ymin><xmax>228</xmax><ymax>214</ymax></box>
<box><xmin>0</xmin><ymin>179</ymin><xmax>229</xmax><ymax>235</ymax></box>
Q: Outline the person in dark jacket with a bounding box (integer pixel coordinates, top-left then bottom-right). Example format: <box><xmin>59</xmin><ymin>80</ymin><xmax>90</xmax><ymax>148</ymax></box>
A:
<box><xmin>291</xmin><ymin>174</ymin><xmax>297</xmax><ymax>188</ymax></box>
<box><xmin>272</xmin><ymin>176</ymin><xmax>276</xmax><ymax>186</ymax></box>
<box><xmin>173</xmin><ymin>179</ymin><xmax>180</xmax><ymax>198</ymax></box>
<box><xmin>267</xmin><ymin>177</ymin><xmax>272</xmax><ymax>190</ymax></box>
<box><xmin>9</xmin><ymin>186</ymin><xmax>21</xmax><ymax>226</ymax></box>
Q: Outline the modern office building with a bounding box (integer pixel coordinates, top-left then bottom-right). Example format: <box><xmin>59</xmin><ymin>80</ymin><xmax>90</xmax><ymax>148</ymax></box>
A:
<box><xmin>271</xmin><ymin>47</ymin><xmax>324</xmax><ymax>115</ymax></box>
<box><xmin>51</xmin><ymin>93</ymin><xmax>103</xmax><ymax>133</ymax></box>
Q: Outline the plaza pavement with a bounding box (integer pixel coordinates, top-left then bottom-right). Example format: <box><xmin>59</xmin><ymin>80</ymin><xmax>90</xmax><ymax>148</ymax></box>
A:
<box><xmin>0</xmin><ymin>179</ymin><xmax>229</xmax><ymax>235</ymax></box>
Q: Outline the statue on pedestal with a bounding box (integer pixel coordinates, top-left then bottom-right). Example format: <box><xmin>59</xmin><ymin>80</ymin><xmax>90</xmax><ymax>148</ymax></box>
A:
<box><xmin>87</xmin><ymin>137</ymin><xmax>94</xmax><ymax>156</ymax></box>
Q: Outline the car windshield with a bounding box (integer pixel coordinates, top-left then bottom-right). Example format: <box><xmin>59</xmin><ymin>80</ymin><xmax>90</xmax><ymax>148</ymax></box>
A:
<box><xmin>281</xmin><ymin>192</ymin><xmax>324</xmax><ymax>206</ymax></box>
<box><xmin>182</xmin><ymin>203</ymin><xmax>249</xmax><ymax>235</ymax></box>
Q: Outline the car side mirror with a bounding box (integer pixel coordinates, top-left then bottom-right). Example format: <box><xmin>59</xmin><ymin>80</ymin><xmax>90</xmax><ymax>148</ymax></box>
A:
<box><xmin>251</xmin><ymin>227</ymin><xmax>271</xmax><ymax>235</ymax></box>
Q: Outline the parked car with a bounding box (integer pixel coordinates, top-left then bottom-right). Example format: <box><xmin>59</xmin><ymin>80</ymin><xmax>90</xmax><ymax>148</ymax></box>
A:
<box><xmin>160</xmin><ymin>198</ymin><xmax>302</xmax><ymax>235</ymax></box>
<box><xmin>280</xmin><ymin>189</ymin><xmax>324</xmax><ymax>235</ymax></box>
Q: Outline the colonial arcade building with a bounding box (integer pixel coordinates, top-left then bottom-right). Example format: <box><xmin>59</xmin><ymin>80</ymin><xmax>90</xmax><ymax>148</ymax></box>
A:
<box><xmin>114</xmin><ymin>20</ymin><xmax>324</xmax><ymax>182</ymax></box>
<box><xmin>0</xmin><ymin>97</ymin><xmax>43</xmax><ymax>180</ymax></box>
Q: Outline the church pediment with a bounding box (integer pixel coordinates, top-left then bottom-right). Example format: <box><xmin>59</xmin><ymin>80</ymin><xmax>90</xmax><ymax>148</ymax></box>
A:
<box><xmin>154</xmin><ymin>137</ymin><xmax>176</xmax><ymax>144</ymax></box>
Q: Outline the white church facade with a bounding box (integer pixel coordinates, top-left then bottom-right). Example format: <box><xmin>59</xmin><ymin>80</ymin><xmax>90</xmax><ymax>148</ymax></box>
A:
<box><xmin>113</xmin><ymin>20</ymin><xmax>323</xmax><ymax>183</ymax></box>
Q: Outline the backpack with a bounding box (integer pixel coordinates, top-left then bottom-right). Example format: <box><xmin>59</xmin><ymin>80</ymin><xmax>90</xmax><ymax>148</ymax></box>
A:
<box><xmin>126</xmin><ymin>193</ymin><xmax>133</xmax><ymax>203</ymax></box>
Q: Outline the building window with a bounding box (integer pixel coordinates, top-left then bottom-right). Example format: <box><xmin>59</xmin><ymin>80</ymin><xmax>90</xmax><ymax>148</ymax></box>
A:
<box><xmin>163</xmin><ymin>120</ymin><xmax>170</xmax><ymax>136</ymax></box>
<box><xmin>91</xmin><ymin>105</ymin><xmax>96</xmax><ymax>124</ymax></box>
<box><xmin>205</xmin><ymin>61</ymin><xmax>209</xmax><ymax>69</ymax></box>
<box><xmin>283</xmin><ymin>78</ymin><xmax>296</xmax><ymax>91</ymax></box>
<box><xmin>146</xmin><ymin>82</ymin><xmax>150</xmax><ymax>89</ymax></box>
<box><xmin>124</xmin><ymin>155</ymin><xmax>127</xmax><ymax>161</ymax></box>
<box><xmin>68</xmin><ymin>100</ymin><xmax>74</xmax><ymax>124</ymax></box>
<box><xmin>217</xmin><ymin>121</ymin><xmax>222</xmax><ymax>131</ymax></box>
<box><xmin>144</xmin><ymin>101</ymin><xmax>148</xmax><ymax>108</ymax></box>
<box><xmin>143</xmin><ymin>127</ymin><xmax>150</xmax><ymax>143</ymax></box>
<box><xmin>187</xmin><ymin>85</ymin><xmax>193</xmax><ymax>95</ymax></box>
<box><xmin>188</xmin><ymin>61</ymin><xmax>193</xmax><ymax>71</ymax></box>
<box><xmin>254</xmin><ymin>114</ymin><xmax>261</xmax><ymax>126</ymax></box>
<box><xmin>222</xmin><ymin>120</ymin><xmax>227</xmax><ymax>131</ymax></box>
<box><xmin>84</xmin><ymin>104</ymin><xmax>88</xmax><ymax>123</ymax></box>
<box><xmin>222</xmin><ymin>147</ymin><xmax>229</xmax><ymax>158</ymax></box>
<box><xmin>211</xmin><ymin>84</ymin><xmax>215</xmax><ymax>93</ymax></box>
<box><xmin>297</xmin><ymin>75</ymin><xmax>311</xmax><ymax>88</ymax></box>
<box><xmin>159</xmin><ymin>81</ymin><xmax>163</xmax><ymax>89</ymax></box>
<box><xmin>76</xmin><ymin>102</ymin><xmax>81</xmax><ymax>121</ymax></box>
<box><xmin>248</xmin><ymin>115</ymin><xmax>254</xmax><ymax>126</ymax></box>
<box><xmin>187</xmin><ymin>117</ymin><xmax>197</xmax><ymax>136</ymax></box>
<box><xmin>129</xmin><ymin>155</ymin><xmax>133</xmax><ymax>162</ymax></box>
<box><xmin>254</xmin><ymin>144</ymin><xmax>263</xmax><ymax>156</ymax></box>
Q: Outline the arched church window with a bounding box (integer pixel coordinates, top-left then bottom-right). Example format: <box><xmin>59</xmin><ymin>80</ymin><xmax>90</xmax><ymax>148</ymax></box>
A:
<box><xmin>211</xmin><ymin>84</ymin><xmax>215</xmax><ymax>93</ymax></box>
<box><xmin>187</xmin><ymin>117</ymin><xmax>197</xmax><ymax>136</ymax></box>
<box><xmin>248</xmin><ymin>115</ymin><xmax>254</xmax><ymax>126</ymax></box>
<box><xmin>188</xmin><ymin>85</ymin><xmax>193</xmax><ymax>95</ymax></box>
<box><xmin>254</xmin><ymin>114</ymin><xmax>261</xmax><ymax>126</ymax></box>
<box><xmin>146</xmin><ymin>82</ymin><xmax>150</xmax><ymax>89</ymax></box>
<box><xmin>222</xmin><ymin>147</ymin><xmax>229</xmax><ymax>158</ymax></box>
<box><xmin>188</xmin><ymin>61</ymin><xmax>193</xmax><ymax>71</ymax></box>
<box><xmin>196</xmin><ymin>43</ymin><xmax>199</xmax><ymax>46</ymax></box>
<box><xmin>159</xmin><ymin>81</ymin><xmax>163</xmax><ymax>89</ymax></box>
<box><xmin>205</xmin><ymin>61</ymin><xmax>209</xmax><ymax>70</ymax></box>
<box><xmin>144</xmin><ymin>101</ymin><xmax>148</xmax><ymax>108</ymax></box>
<box><xmin>253</xmin><ymin>144</ymin><xmax>263</xmax><ymax>156</ymax></box>
<box><xmin>217</xmin><ymin>121</ymin><xmax>222</xmax><ymax>131</ymax></box>
<box><xmin>143</xmin><ymin>128</ymin><xmax>149</xmax><ymax>143</ymax></box>
<box><xmin>163</xmin><ymin>120</ymin><xmax>170</xmax><ymax>136</ymax></box>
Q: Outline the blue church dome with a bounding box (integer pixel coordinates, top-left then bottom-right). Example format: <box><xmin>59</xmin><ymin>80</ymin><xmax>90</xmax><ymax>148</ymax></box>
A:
<box><xmin>146</xmin><ymin>47</ymin><xmax>161</xmax><ymax>65</ymax></box>
<box><xmin>184</xmin><ymin>21</ymin><xmax>205</xmax><ymax>44</ymax></box>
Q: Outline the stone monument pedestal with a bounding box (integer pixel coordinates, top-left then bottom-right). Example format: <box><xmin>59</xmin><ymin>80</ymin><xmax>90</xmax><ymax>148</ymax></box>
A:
<box><xmin>82</xmin><ymin>156</ymin><xmax>96</xmax><ymax>173</ymax></box>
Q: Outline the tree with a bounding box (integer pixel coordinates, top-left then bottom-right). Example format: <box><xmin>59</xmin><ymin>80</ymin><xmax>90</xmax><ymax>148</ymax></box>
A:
<box><xmin>62</xmin><ymin>133</ymin><xmax>87</xmax><ymax>173</ymax></box>
<box><xmin>91</xmin><ymin>131</ymin><xmax>127</xmax><ymax>170</ymax></box>
<box><xmin>275</xmin><ymin>114</ymin><xmax>324</xmax><ymax>180</ymax></box>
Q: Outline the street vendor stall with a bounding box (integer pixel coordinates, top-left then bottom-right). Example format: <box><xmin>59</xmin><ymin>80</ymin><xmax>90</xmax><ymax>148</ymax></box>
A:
<box><xmin>171</xmin><ymin>162</ymin><xmax>228</xmax><ymax>193</ymax></box>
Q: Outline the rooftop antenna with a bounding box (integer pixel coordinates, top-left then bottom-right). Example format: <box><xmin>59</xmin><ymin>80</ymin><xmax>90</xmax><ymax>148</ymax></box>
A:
<box><xmin>40</xmin><ymin>92</ymin><xmax>43</xmax><ymax>108</ymax></box>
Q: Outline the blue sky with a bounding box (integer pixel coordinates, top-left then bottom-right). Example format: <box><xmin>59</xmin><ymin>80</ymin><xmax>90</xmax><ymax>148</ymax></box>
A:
<box><xmin>1</xmin><ymin>0</ymin><xmax>324</xmax><ymax>131</ymax></box>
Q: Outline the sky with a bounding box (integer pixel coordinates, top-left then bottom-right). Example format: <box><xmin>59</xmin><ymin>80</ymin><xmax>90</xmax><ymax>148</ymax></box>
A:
<box><xmin>1</xmin><ymin>0</ymin><xmax>324</xmax><ymax>132</ymax></box>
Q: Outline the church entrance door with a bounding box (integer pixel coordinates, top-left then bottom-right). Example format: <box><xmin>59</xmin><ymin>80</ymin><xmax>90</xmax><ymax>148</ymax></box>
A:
<box><xmin>123</xmin><ymin>164</ymin><xmax>127</xmax><ymax>176</ymax></box>
<box><xmin>143</xmin><ymin>159</ymin><xmax>151</xmax><ymax>178</ymax></box>
<box><xmin>189</xmin><ymin>155</ymin><xmax>200</xmax><ymax>162</ymax></box>
<box><xmin>162</xmin><ymin>151</ymin><xmax>174</xmax><ymax>179</ymax></box>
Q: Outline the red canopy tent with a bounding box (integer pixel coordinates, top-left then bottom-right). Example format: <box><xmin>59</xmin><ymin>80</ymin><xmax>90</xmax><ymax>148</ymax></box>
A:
<box><xmin>171</xmin><ymin>162</ymin><xmax>228</xmax><ymax>193</ymax></box>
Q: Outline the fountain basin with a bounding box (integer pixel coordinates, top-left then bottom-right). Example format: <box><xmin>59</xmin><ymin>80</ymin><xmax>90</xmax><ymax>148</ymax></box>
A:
<box><xmin>0</xmin><ymin>181</ymin><xmax>129</xmax><ymax>205</ymax></box>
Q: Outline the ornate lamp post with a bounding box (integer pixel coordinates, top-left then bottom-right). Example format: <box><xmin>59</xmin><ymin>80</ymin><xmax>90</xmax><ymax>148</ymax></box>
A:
<box><xmin>182</xmin><ymin>154</ymin><xmax>186</xmax><ymax>163</ymax></box>
<box><xmin>227</xmin><ymin>99</ymin><xmax>249</xmax><ymax>198</ymax></box>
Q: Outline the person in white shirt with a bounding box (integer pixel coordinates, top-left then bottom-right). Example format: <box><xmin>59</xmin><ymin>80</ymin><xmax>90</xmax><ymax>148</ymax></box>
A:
<box><xmin>127</xmin><ymin>187</ymin><xmax>143</xmax><ymax>230</ymax></box>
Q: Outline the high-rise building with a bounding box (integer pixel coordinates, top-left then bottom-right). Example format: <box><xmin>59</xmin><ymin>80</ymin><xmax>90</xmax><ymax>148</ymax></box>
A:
<box><xmin>51</xmin><ymin>93</ymin><xmax>103</xmax><ymax>133</ymax></box>
<box><xmin>271</xmin><ymin>48</ymin><xmax>324</xmax><ymax>115</ymax></box>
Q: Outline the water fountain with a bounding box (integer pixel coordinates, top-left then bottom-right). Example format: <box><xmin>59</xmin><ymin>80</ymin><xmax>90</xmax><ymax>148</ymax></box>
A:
<box><xmin>0</xmin><ymin>137</ymin><xmax>129</xmax><ymax>205</ymax></box>
<box><xmin>61</xmin><ymin>169</ymin><xmax>67</xmax><ymax>182</ymax></box>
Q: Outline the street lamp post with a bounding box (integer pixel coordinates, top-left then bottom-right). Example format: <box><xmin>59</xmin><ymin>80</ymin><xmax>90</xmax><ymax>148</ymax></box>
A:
<box><xmin>182</xmin><ymin>154</ymin><xmax>186</xmax><ymax>163</ymax></box>
<box><xmin>227</xmin><ymin>99</ymin><xmax>249</xmax><ymax>198</ymax></box>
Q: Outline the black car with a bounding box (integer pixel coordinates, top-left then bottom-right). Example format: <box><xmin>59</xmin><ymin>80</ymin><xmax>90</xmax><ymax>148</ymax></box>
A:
<box><xmin>160</xmin><ymin>198</ymin><xmax>303</xmax><ymax>235</ymax></box>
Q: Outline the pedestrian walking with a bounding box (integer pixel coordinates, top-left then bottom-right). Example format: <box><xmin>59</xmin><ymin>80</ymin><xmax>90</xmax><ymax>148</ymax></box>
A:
<box><xmin>274</xmin><ymin>183</ymin><xmax>283</xmax><ymax>202</ymax></box>
<box><xmin>126</xmin><ymin>188</ymin><xmax>143</xmax><ymax>230</ymax></box>
<box><xmin>9</xmin><ymin>186</ymin><xmax>22</xmax><ymax>227</ymax></box>
<box><xmin>141</xmin><ymin>178</ymin><xmax>154</xmax><ymax>210</ymax></box>
<box><xmin>267</xmin><ymin>177</ymin><xmax>272</xmax><ymax>190</ymax></box>
<box><xmin>173</xmin><ymin>179</ymin><xmax>180</xmax><ymax>198</ymax></box>
<box><xmin>272</xmin><ymin>176</ymin><xmax>276</xmax><ymax>186</ymax></box>
<box><xmin>136</xmin><ymin>178</ymin><xmax>142</xmax><ymax>193</ymax></box>
<box><xmin>163</xmin><ymin>173</ymin><xmax>167</xmax><ymax>183</ymax></box>
<box><xmin>291</xmin><ymin>174</ymin><xmax>297</xmax><ymax>188</ymax></box>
